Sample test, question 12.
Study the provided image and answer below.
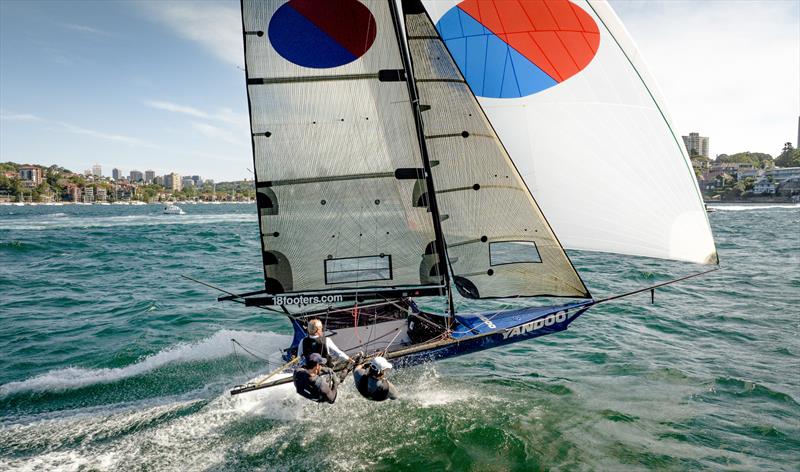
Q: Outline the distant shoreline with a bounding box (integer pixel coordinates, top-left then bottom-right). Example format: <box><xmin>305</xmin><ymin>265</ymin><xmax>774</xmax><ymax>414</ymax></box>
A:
<box><xmin>705</xmin><ymin>197</ymin><xmax>798</xmax><ymax>204</ymax></box>
<box><xmin>0</xmin><ymin>201</ymin><xmax>255</xmax><ymax>206</ymax></box>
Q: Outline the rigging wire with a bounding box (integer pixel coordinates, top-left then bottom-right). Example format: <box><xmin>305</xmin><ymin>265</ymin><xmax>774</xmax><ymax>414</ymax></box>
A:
<box><xmin>180</xmin><ymin>274</ymin><xmax>286</xmax><ymax>315</ymax></box>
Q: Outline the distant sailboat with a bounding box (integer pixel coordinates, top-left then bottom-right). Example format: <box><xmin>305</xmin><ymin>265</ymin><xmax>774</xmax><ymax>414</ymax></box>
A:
<box><xmin>220</xmin><ymin>0</ymin><xmax>717</xmax><ymax>396</ymax></box>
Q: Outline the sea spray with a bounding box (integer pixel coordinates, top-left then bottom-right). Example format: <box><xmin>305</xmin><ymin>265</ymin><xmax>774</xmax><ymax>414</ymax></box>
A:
<box><xmin>0</xmin><ymin>330</ymin><xmax>290</xmax><ymax>397</ymax></box>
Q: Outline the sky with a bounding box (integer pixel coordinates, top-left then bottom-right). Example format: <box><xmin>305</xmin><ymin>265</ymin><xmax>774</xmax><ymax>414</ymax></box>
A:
<box><xmin>0</xmin><ymin>0</ymin><xmax>798</xmax><ymax>181</ymax></box>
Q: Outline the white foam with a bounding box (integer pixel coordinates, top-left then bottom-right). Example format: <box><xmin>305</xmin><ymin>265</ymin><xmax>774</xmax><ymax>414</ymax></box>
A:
<box><xmin>707</xmin><ymin>204</ymin><xmax>800</xmax><ymax>211</ymax></box>
<box><xmin>0</xmin><ymin>330</ymin><xmax>290</xmax><ymax>397</ymax></box>
<box><xmin>0</xmin><ymin>361</ymin><xmax>497</xmax><ymax>471</ymax></box>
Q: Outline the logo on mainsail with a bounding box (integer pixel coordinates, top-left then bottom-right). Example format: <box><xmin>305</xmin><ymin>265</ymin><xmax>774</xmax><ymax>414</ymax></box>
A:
<box><xmin>269</xmin><ymin>0</ymin><xmax>377</xmax><ymax>68</ymax></box>
<box><xmin>435</xmin><ymin>0</ymin><xmax>600</xmax><ymax>98</ymax></box>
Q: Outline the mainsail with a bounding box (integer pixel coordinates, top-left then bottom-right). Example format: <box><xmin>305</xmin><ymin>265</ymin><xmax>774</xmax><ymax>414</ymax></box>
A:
<box><xmin>421</xmin><ymin>0</ymin><xmax>718</xmax><ymax>265</ymax></box>
<box><xmin>402</xmin><ymin>0</ymin><xmax>589</xmax><ymax>299</ymax></box>
<box><xmin>241</xmin><ymin>0</ymin><xmax>449</xmax><ymax>299</ymax></box>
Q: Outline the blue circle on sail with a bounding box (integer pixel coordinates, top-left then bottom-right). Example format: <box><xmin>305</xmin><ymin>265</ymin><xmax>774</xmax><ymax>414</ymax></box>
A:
<box><xmin>435</xmin><ymin>1</ymin><xmax>600</xmax><ymax>99</ymax></box>
<box><xmin>268</xmin><ymin>0</ymin><xmax>377</xmax><ymax>69</ymax></box>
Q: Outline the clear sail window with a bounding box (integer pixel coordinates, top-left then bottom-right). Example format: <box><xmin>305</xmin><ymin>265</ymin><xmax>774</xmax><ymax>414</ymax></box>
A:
<box><xmin>325</xmin><ymin>255</ymin><xmax>393</xmax><ymax>284</ymax></box>
<box><xmin>490</xmin><ymin>241</ymin><xmax>542</xmax><ymax>266</ymax></box>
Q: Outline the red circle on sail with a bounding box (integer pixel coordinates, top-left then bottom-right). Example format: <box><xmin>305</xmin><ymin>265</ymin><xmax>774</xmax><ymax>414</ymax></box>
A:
<box><xmin>269</xmin><ymin>0</ymin><xmax>377</xmax><ymax>69</ymax></box>
<box><xmin>437</xmin><ymin>0</ymin><xmax>600</xmax><ymax>98</ymax></box>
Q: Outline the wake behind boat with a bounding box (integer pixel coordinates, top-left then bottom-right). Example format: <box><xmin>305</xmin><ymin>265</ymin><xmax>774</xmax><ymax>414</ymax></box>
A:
<box><xmin>213</xmin><ymin>0</ymin><xmax>718</xmax><ymax>401</ymax></box>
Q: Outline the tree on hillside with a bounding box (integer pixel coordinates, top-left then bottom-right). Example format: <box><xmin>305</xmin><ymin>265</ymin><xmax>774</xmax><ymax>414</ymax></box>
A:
<box><xmin>716</xmin><ymin>152</ymin><xmax>773</xmax><ymax>168</ymax></box>
<box><xmin>775</xmin><ymin>142</ymin><xmax>800</xmax><ymax>167</ymax></box>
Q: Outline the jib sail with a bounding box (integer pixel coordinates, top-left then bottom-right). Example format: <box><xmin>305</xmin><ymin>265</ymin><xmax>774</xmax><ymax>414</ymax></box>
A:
<box><xmin>402</xmin><ymin>0</ymin><xmax>589</xmax><ymax>299</ymax></box>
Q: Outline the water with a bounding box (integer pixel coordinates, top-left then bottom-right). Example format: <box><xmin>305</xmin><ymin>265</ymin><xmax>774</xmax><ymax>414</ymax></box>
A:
<box><xmin>0</xmin><ymin>203</ymin><xmax>798</xmax><ymax>471</ymax></box>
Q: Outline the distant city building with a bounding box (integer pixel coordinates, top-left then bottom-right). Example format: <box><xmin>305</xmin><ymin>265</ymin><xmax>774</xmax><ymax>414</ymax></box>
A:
<box><xmin>181</xmin><ymin>176</ymin><xmax>195</xmax><ymax>188</ymax></box>
<box><xmin>778</xmin><ymin>177</ymin><xmax>800</xmax><ymax>197</ymax></box>
<box><xmin>112</xmin><ymin>168</ymin><xmax>122</xmax><ymax>180</ymax></box>
<box><xmin>191</xmin><ymin>175</ymin><xmax>203</xmax><ymax>186</ymax></box>
<box><xmin>766</xmin><ymin>167</ymin><xmax>800</xmax><ymax>183</ymax></box>
<box><xmin>83</xmin><ymin>186</ymin><xmax>95</xmax><ymax>203</ymax></box>
<box><xmin>114</xmin><ymin>184</ymin><xmax>134</xmax><ymax>201</ymax></box>
<box><xmin>129</xmin><ymin>170</ymin><xmax>144</xmax><ymax>183</ymax></box>
<box><xmin>145</xmin><ymin>170</ymin><xmax>155</xmax><ymax>184</ymax></box>
<box><xmin>165</xmin><ymin>172</ymin><xmax>182</xmax><ymax>191</ymax></box>
<box><xmin>708</xmin><ymin>162</ymin><xmax>753</xmax><ymax>181</ymax></box>
<box><xmin>682</xmin><ymin>132</ymin><xmax>709</xmax><ymax>157</ymax></box>
<box><xmin>738</xmin><ymin>168</ymin><xmax>761</xmax><ymax>180</ymax></box>
<box><xmin>18</xmin><ymin>166</ymin><xmax>43</xmax><ymax>185</ymax></box>
<box><xmin>154</xmin><ymin>175</ymin><xmax>165</xmax><ymax>186</ymax></box>
<box><xmin>96</xmin><ymin>188</ymin><xmax>107</xmax><ymax>202</ymax></box>
<box><xmin>92</xmin><ymin>164</ymin><xmax>102</xmax><ymax>177</ymax></box>
<box><xmin>64</xmin><ymin>185</ymin><xmax>82</xmax><ymax>202</ymax></box>
<box><xmin>84</xmin><ymin>169</ymin><xmax>92</xmax><ymax>176</ymax></box>
<box><xmin>753</xmin><ymin>178</ymin><xmax>776</xmax><ymax>195</ymax></box>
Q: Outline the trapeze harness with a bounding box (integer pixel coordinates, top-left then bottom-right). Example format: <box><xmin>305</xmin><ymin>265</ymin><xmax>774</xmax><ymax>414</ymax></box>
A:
<box><xmin>356</xmin><ymin>373</ymin><xmax>391</xmax><ymax>402</ymax></box>
<box><xmin>301</xmin><ymin>335</ymin><xmax>332</xmax><ymax>365</ymax></box>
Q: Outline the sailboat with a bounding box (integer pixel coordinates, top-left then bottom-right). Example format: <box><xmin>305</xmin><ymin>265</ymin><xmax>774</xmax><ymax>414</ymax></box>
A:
<box><xmin>221</xmin><ymin>0</ymin><xmax>718</xmax><ymax>396</ymax></box>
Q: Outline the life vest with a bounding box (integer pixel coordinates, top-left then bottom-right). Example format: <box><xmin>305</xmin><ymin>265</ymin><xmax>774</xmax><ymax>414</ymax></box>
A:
<box><xmin>301</xmin><ymin>335</ymin><xmax>331</xmax><ymax>365</ymax></box>
<box><xmin>293</xmin><ymin>369</ymin><xmax>323</xmax><ymax>402</ymax></box>
<box><xmin>357</xmin><ymin>374</ymin><xmax>390</xmax><ymax>401</ymax></box>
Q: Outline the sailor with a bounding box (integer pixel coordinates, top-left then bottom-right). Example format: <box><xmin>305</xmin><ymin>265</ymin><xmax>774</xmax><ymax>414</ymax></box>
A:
<box><xmin>297</xmin><ymin>319</ymin><xmax>351</xmax><ymax>367</ymax></box>
<box><xmin>353</xmin><ymin>356</ymin><xmax>398</xmax><ymax>401</ymax></box>
<box><xmin>292</xmin><ymin>353</ymin><xmax>339</xmax><ymax>404</ymax></box>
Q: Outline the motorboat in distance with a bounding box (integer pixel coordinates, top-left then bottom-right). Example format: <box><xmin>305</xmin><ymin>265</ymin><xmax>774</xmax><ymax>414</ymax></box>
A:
<box><xmin>163</xmin><ymin>204</ymin><xmax>185</xmax><ymax>215</ymax></box>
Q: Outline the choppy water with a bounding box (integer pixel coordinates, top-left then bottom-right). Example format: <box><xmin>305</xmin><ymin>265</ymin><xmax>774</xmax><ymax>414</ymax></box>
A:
<box><xmin>0</xmin><ymin>203</ymin><xmax>798</xmax><ymax>471</ymax></box>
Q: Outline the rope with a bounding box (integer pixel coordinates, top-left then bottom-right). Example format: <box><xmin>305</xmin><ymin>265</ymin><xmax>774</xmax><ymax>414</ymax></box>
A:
<box><xmin>231</xmin><ymin>339</ymin><xmax>278</xmax><ymax>364</ymax></box>
<box><xmin>253</xmin><ymin>356</ymin><xmax>301</xmax><ymax>388</ymax></box>
<box><xmin>231</xmin><ymin>340</ymin><xmax>249</xmax><ymax>378</ymax></box>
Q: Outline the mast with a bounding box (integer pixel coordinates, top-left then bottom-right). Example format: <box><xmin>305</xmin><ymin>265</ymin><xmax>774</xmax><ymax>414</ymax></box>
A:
<box><xmin>388</xmin><ymin>0</ymin><xmax>455</xmax><ymax>319</ymax></box>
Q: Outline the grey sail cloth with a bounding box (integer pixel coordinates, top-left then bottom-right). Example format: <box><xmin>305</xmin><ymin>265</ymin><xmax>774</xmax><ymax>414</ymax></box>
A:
<box><xmin>241</xmin><ymin>0</ymin><xmax>446</xmax><ymax>296</ymax></box>
<box><xmin>402</xmin><ymin>1</ymin><xmax>589</xmax><ymax>299</ymax></box>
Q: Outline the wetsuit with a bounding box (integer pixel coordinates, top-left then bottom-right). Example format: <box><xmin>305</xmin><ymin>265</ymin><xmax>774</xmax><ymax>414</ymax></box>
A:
<box><xmin>353</xmin><ymin>365</ymin><xmax>398</xmax><ymax>401</ymax></box>
<box><xmin>293</xmin><ymin>366</ymin><xmax>338</xmax><ymax>404</ymax></box>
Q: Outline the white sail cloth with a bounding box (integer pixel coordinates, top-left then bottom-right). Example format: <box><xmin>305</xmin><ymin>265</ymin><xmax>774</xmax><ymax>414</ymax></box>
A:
<box><xmin>420</xmin><ymin>0</ymin><xmax>717</xmax><ymax>265</ymax></box>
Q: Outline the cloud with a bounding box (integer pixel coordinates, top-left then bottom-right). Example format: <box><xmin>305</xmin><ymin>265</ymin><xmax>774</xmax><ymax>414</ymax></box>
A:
<box><xmin>144</xmin><ymin>100</ymin><xmax>210</xmax><ymax>119</ymax></box>
<box><xmin>610</xmin><ymin>0</ymin><xmax>800</xmax><ymax>155</ymax></box>
<box><xmin>61</xmin><ymin>23</ymin><xmax>110</xmax><ymax>36</ymax></box>
<box><xmin>2</xmin><ymin>110</ymin><xmax>150</xmax><ymax>147</ymax></box>
<box><xmin>144</xmin><ymin>99</ymin><xmax>248</xmax><ymax>127</ymax></box>
<box><xmin>56</xmin><ymin>121</ymin><xmax>147</xmax><ymax>146</ymax></box>
<box><xmin>141</xmin><ymin>2</ymin><xmax>243</xmax><ymax>66</ymax></box>
<box><xmin>0</xmin><ymin>112</ymin><xmax>44</xmax><ymax>122</ymax></box>
<box><xmin>191</xmin><ymin>122</ymin><xmax>246</xmax><ymax>146</ymax></box>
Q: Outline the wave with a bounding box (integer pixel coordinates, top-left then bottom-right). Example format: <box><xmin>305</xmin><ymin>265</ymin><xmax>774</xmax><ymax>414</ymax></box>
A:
<box><xmin>0</xmin><ymin>213</ymin><xmax>257</xmax><ymax>231</ymax></box>
<box><xmin>0</xmin><ymin>240</ymin><xmax>42</xmax><ymax>252</ymax></box>
<box><xmin>0</xmin><ymin>330</ymin><xmax>290</xmax><ymax>397</ymax></box>
<box><xmin>708</xmin><ymin>204</ymin><xmax>800</xmax><ymax>211</ymax></box>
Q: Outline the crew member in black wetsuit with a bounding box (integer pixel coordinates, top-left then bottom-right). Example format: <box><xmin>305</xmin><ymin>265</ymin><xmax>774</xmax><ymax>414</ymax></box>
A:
<box><xmin>353</xmin><ymin>356</ymin><xmax>398</xmax><ymax>401</ymax></box>
<box><xmin>297</xmin><ymin>319</ymin><xmax>351</xmax><ymax>367</ymax></box>
<box><xmin>292</xmin><ymin>353</ymin><xmax>338</xmax><ymax>404</ymax></box>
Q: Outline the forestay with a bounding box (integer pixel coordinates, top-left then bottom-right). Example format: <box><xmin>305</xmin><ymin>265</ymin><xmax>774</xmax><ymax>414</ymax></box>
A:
<box><xmin>421</xmin><ymin>0</ymin><xmax>718</xmax><ymax>265</ymax></box>
<box><xmin>402</xmin><ymin>0</ymin><xmax>589</xmax><ymax>299</ymax></box>
<box><xmin>242</xmin><ymin>0</ymin><xmax>446</xmax><ymax>296</ymax></box>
